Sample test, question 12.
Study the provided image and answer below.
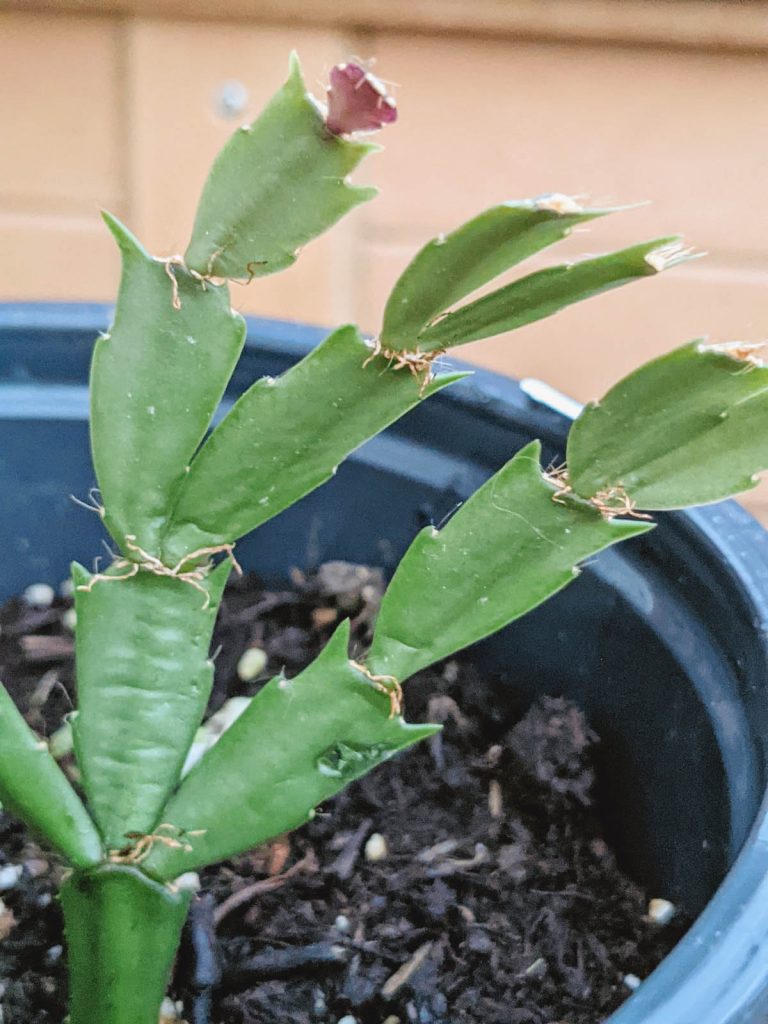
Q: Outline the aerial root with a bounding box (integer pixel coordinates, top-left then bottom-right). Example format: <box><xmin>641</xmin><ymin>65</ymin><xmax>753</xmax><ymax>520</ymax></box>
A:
<box><xmin>589</xmin><ymin>486</ymin><xmax>653</xmax><ymax>521</ymax></box>
<box><xmin>158</xmin><ymin>255</ymin><xmax>218</xmax><ymax>310</ymax></box>
<box><xmin>76</xmin><ymin>562</ymin><xmax>140</xmax><ymax>592</ymax></box>
<box><xmin>109</xmin><ymin>823</ymin><xmax>206</xmax><ymax>865</ymax></box>
<box><xmin>76</xmin><ymin>537</ymin><xmax>242</xmax><ymax>606</ymax></box>
<box><xmin>542</xmin><ymin>465</ymin><xmax>652</xmax><ymax>521</ymax></box>
<box><xmin>70</xmin><ymin>489</ymin><xmax>106</xmax><ymax>519</ymax></box>
<box><xmin>543</xmin><ymin>463</ymin><xmax>572</xmax><ymax>504</ymax></box>
<box><xmin>207</xmin><ymin>248</ymin><xmax>224</xmax><ymax>277</ymax></box>
<box><xmin>161</xmin><ymin>256</ymin><xmax>184</xmax><ymax>310</ymax></box>
<box><xmin>350</xmin><ymin>660</ymin><xmax>403</xmax><ymax>718</ymax></box>
<box><xmin>363</xmin><ymin>338</ymin><xmax>445</xmax><ymax>396</ymax></box>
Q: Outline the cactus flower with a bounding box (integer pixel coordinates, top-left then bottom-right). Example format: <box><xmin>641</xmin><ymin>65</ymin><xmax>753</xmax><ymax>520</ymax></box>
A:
<box><xmin>325</xmin><ymin>62</ymin><xmax>397</xmax><ymax>135</ymax></box>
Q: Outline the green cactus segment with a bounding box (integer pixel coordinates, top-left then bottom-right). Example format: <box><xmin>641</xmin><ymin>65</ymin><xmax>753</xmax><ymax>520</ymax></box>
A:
<box><xmin>366</xmin><ymin>441</ymin><xmax>652</xmax><ymax>682</ymax></box>
<box><xmin>72</xmin><ymin>560</ymin><xmax>230</xmax><ymax>851</ymax></box>
<box><xmin>61</xmin><ymin>864</ymin><xmax>191</xmax><ymax>1024</ymax></box>
<box><xmin>160</xmin><ymin>325</ymin><xmax>467</xmax><ymax>564</ymax></box>
<box><xmin>415</xmin><ymin>237</ymin><xmax>686</xmax><ymax>351</ymax></box>
<box><xmin>143</xmin><ymin>622</ymin><xmax>438</xmax><ymax>880</ymax></box>
<box><xmin>567</xmin><ymin>339</ymin><xmax>768</xmax><ymax>509</ymax></box>
<box><xmin>381</xmin><ymin>197</ymin><xmax>619</xmax><ymax>347</ymax></box>
<box><xmin>184</xmin><ymin>54</ymin><xmax>376</xmax><ymax>280</ymax></box>
<box><xmin>92</xmin><ymin>213</ymin><xmax>246</xmax><ymax>557</ymax></box>
<box><xmin>0</xmin><ymin>683</ymin><xmax>102</xmax><ymax>868</ymax></box>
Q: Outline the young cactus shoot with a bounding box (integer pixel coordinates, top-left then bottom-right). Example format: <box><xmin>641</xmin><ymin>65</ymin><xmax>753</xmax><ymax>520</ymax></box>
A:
<box><xmin>1</xmin><ymin>53</ymin><xmax>767</xmax><ymax>1024</ymax></box>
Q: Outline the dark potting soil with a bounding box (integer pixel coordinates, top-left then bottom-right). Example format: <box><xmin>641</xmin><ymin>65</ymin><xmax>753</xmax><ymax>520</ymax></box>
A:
<box><xmin>0</xmin><ymin>564</ymin><xmax>688</xmax><ymax>1024</ymax></box>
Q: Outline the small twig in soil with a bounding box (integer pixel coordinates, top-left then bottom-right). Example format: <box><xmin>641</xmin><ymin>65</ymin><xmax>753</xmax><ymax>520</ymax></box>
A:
<box><xmin>426</xmin><ymin>694</ymin><xmax>470</xmax><ymax>730</ymax></box>
<box><xmin>488</xmin><ymin>779</ymin><xmax>503</xmax><ymax>819</ymax></box>
<box><xmin>223</xmin><ymin>943</ymin><xmax>350</xmax><ymax>990</ymax></box>
<box><xmin>380</xmin><ymin>941</ymin><xmax>433</xmax><ymax>998</ymax></box>
<box><xmin>177</xmin><ymin>894</ymin><xmax>220</xmax><ymax>1024</ymax></box>
<box><xmin>327</xmin><ymin>817</ymin><xmax>373</xmax><ymax>881</ymax></box>
<box><xmin>266</xmin><ymin>837</ymin><xmax>291</xmax><ymax>876</ymax></box>
<box><xmin>213</xmin><ymin>852</ymin><xmax>315</xmax><ymax>926</ymax></box>
<box><xmin>416</xmin><ymin>838</ymin><xmax>459</xmax><ymax>865</ymax></box>
<box><xmin>29</xmin><ymin>669</ymin><xmax>69</xmax><ymax>712</ymax></box>
<box><xmin>428</xmin><ymin>732</ymin><xmax>445</xmax><ymax>771</ymax></box>
<box><xmin>19</xmin><ymin>635</ymin><xmax>74</xmax><ymax>662</ymax></box>
<box><xmin>5</xmin><ymin>608</ymin><xmax>61</xmax><ymax>636</ymax></box>
<box><xmin>227</xmin><ymin>592</ymin><xmax>300</xmax><ymax>625</ymax></box>
<box><xmin>427</xmin><ymin>842</ymin><xmax>489</xmax><ymax>877</ymax></box>
<box><xmin>190</xmin><ymin>990</ymin><xmax>213</xmax><ymax>1024</ymax></box>
<box><xmin>529</xmin><ymin>888</ymin><xmax>595</xmax><ymax>901</ymax></box>
<box><xmin>188</xmin><ymin>894</ymin><xmax>221</xmax><ymax>988</ymax></box>
<box><xmin>426</xmin><ymin>695</ymin><xmax>470</xmax><ymax>773</ymax></box>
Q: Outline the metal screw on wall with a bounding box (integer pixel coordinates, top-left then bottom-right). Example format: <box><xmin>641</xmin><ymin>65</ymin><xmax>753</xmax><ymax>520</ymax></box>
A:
<box><xmin>214</xmin><ymin>81</ymin><xmax>250</xmax><ymax>119</ymax></box>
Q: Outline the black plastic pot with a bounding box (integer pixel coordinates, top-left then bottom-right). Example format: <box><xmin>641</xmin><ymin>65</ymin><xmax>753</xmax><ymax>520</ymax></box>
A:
<box><xmin>2</xmin><ymin>303</ymin><xmax>768</xmax><ymax>1024</ymax></box>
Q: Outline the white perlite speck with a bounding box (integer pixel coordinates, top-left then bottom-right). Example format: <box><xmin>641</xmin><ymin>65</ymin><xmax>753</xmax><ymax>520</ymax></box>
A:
<box><xmin>647</xmin><ymin>897</ymin><xmax>676</xmax><ymax>925</ymax></box>
<box><xmin>0</xmin><ymin>865</ymin><xmax>23</xmax><ymax>891</ymax></box>
<box><xmin>22</xmin><ymin>583</ymin><xmax>55</xmax><ymax>608</ymax></box>
<box><xmin>364</xmin><ymin>833</ymin><xmax>388</xmax><ymax>862</ymax></box>
<box><xmin>237</xmin><ymin>647</ymin><xmax>268</xmax><ymax>682</ymax></box>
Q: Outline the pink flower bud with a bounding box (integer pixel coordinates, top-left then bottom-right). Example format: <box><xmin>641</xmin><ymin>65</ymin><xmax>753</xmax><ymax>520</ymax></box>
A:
<box><xmin>325</xmin><ymin>63</ymin><xmax>397</xmax><ymax>136</ymax></box>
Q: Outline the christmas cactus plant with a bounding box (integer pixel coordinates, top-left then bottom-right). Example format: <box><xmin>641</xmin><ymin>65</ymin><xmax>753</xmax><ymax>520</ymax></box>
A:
<box><xmin>2</xmin><ymin>54</ymin><xmax>768</xmax><ymax>1024</ymax></box>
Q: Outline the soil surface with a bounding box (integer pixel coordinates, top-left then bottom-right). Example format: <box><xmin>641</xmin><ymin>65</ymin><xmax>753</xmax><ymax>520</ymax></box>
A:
<box><xmin>0</xmin><ymin>564</ymin><xmax>687</xmax><ymax>1024</ymax></box>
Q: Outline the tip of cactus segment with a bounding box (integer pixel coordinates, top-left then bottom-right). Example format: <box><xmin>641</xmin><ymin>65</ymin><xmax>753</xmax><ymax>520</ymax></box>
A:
<box><xmin>644</xmin><ymin>240</ymin><xmax>704</xmax><ymax>273</ymax></box>
<box><xmin>534</xmin><ymin>193</ymin><xmax>584</xmax><ymax>215</ymax></box>
<box><xmin>100</xmin><ymin>210</ymin><xmax>149</xmax><ymax>259</ymax></box>
<box><xmin>326</xmin><ymin>63</ymin><xmax>397</xmax><ymax>136</ymax></box>
<box><xmin>698</xmin><ymin>339</ymin><xmax>768</xmax><ymax>368</ymax></box>
<box><xmin>532</xmin><ymin>194</ymin><xmax>652</xmax><ymax>219</ymax></box>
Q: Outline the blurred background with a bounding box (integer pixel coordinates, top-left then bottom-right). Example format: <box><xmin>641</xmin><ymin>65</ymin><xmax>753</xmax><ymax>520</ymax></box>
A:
<box><xmin>1</xmin><ymin>0</ymin><xmax>767</xmax><ymax>515</ymax></box>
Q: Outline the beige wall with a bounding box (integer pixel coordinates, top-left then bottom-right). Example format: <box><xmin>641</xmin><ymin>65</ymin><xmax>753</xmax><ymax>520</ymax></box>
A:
<box><xmin>2</xmin><ymin>4</ymin><xmax>767</xmax><ymax>515</ymax></box>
